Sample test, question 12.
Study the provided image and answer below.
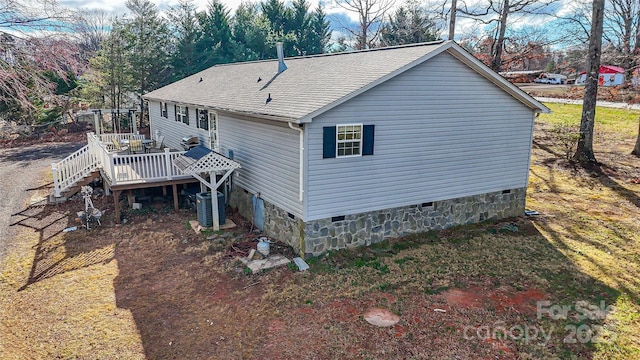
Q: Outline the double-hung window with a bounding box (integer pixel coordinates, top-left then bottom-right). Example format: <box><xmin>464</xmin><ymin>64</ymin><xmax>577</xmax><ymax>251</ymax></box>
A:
<box><xmin>176</xmin><ymin>105</ymin><xmax>189</xmax><ymax>124</ymax></box>
<box><xmin>323</xmin><ymin>124</ymin><xmax>375</xmax><ymax>159</ymax></box>
<box><xmin>336</xmin><ymin>124</ymin><xmax>362</xmax><ymax>157</ymax></box>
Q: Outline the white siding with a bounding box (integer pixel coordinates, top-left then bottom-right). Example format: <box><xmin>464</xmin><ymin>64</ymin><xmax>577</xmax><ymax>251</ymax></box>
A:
<box><xmin>218</xmin><ymin>114</ymin><xmax>302</xmax><ymax>218</ymax></box>
<box><xmin>304</xmin><ymin>52</ymin><xmax>535</xmax><ymax>221</ymax></box>
<box><xmin>149</xmin><ymin>100</ymin><xmax>209</xmax><ymax>150</ymax></box>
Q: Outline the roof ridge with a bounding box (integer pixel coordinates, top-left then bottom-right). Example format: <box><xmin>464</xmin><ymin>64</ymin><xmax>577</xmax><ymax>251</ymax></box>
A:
<box><xmin>211</xmin><ymin>40</ymin><xmax>448</xmax><ymax>68</ymax></box>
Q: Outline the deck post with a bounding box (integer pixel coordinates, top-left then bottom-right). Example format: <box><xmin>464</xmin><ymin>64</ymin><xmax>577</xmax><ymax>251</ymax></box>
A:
<box><xmin>210</xmin><ymin>171</ymin><xmax>220</xmax><ymax>231</ymax></box>
<box><xmin>52</xmin><ymin>163</ymin><xmax>60</xmax><ymax>197</ymax></box>
<box><xmin>164</xmin><ymin>148</ymin><xmax>173</xmax><ymax>180</ymax></box>
<box><xmin>172</xmin><ymin>184</ymin><xmax>179</xmax><ymax>211</ymax></box>
<box><xmin>114</xmin><ymin>190</ymin><xmax>121</xmax><ymax>224</ymax></box>
<box><xmin>132</xmin><ymin>113</ymin><xmax>138</xmax><ymax>135</ymax></box>
<box><xmin>94</xmin><ymin>112</ymin><xmax>101</xmax><ymax>135</ymax></box>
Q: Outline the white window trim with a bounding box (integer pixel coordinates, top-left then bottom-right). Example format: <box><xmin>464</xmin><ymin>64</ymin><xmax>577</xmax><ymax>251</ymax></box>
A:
<box><xmin>336</xmin><ymin>123</ymin><xmax>363</xmax><ymax>158</ymax></box>
<box><xmin>176</xmin><ymin>105</ymin><xmax>188</xmax><ymax>124</ymax></box>
<box><xmin>209</xmin><ymin>111</ymin><xmax>219</xmax><ymax>152</ymax></box>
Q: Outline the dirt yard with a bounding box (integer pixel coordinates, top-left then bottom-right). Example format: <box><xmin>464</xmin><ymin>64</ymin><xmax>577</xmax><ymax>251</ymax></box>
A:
<box><xmin>1</xmin><ymin>104</ymin><xmax>639</xmax><ymax>359</ymax></box>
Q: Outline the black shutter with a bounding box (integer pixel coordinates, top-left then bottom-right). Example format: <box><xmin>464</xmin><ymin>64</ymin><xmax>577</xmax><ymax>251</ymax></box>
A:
<box><xmin>362</xmin><ymin>124</ymin><xmax>374</xmax><ymax>156</ymax></box>
<box><xmin>323</xmin><ymin>126</ymin><xmax>336</xmax><ymax>159</ymax></box>
<box><xmin>174</xmin><ymin>104</ymin><xmax>177</xmax><ymax>121</ymax></box>
<box><xmin>185</xmin><ymin>107</ymin><xmax>189</xmax><ymax>124</ymax></box>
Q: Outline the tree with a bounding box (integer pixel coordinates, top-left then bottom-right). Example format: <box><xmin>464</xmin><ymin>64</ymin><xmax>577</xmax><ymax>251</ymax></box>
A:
<box><xmin>633</xmin><ymin>115</ymin><xmax>640</xmax><ymax>156</ymax></box>
<box><xmin>603</xmin><ymin>0</ymin><xmax>640</xmax><ymax>80</ymax></box>
<box><xmin>87</xmin><ymin>19</ymin><xmax>133</xmax><ymax>110</ymax></box>
<box><xmin>449</xmin><ymin>0</ymin><xmax>457</xmax><ymax>40</ymax></box>
<box><xmin>122</xmin><ymin>0</ymin><xmax>170</xmax><ymax>120</ymax></box>
<box><xmin>75</xmin><ymin>9</ymin><xmax>111</xmax><ymax>54</ymax></box>
<box><xmin>197</xmin><ymin>0</ymin><xmax>239</xmax><ymax>67</ymax></box>
<box><xmin>0</xmin><ymin>0</ymin><xmax>84</xmax><ymax>123</ymax></box>
<box><xmin>167</xmin><ymin>0</ymin><xmax>202</xmax><ymax>81</ymax></box>
<box><xmin>307</xmin><ymin>4</ymin><xmax>332</xmax><ymax>55</ymax></box>
<box><xmin>574</xmin><ymin>0</ymin><xmax>605</xmax><ymax>163</ymax></box>
<box><xmin>232</xmin><ymin>2</ymin><xmax>270</xmax><ymax>60</ymax></box>
<box><xmin>459</xmin><ymin>0</ymin><xmax>559</xmax><ymax>72</ymax></box>
<box><xmin>379</xmin><ymin>1</ymin><xmax>440</xmax><ymax>46</ymax></box>
<box><xmin>335</xmin><ymin>0</ymin><xmax>395</xmax><ymax>49</ymax></box>
<box><xmin>288</xmin><ymin>0</ymin><xmax>331</xmax><ymax>55</ymax></box>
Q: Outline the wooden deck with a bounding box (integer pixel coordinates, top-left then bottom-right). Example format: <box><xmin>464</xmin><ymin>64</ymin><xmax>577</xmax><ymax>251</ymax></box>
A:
<box><xmin>53</xmin><ymin>132</ymin><xmax>199</xmax><ymax>223</ymax></box>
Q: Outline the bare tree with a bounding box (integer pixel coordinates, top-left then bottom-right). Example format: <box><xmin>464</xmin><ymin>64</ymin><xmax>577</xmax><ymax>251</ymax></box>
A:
<box><xmin>603</xmin><ymin>0</ymin><xmax>640</xmax><ymax>80</ymax></box>
<box><xmin>574</xmin><ymin>0</ymin><xmax>605</xmax><ymax>163</ymax></box>
<box><xmin>448</xmin><ymin>0</ymin><xmax>457</xmax><ymax>40</ymax></box>
<box><xmin>335</xmin><ymin>0</ymin><xmax>395</xmax><ymax>49</ymax></box>
<box><xmin>458</xmin><ymin>0</ymin><xmax>559</xmax><ymax>72</ymax></box>
<box><xmin>75</xmin><ymin>9</ymin><xmax>112</xmax><ymax>54</ymax></box>
<box><xmin>0</xmin><ymin>0</ymin><xmax>84</xmax><ymax>122</ymax></box>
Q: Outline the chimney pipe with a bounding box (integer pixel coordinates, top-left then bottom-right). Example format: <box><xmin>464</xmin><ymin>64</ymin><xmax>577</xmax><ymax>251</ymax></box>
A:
<box><xmin>276</xmin><ymin>42</ymin><xmax>287</xmax><ymax>74</ymax></box>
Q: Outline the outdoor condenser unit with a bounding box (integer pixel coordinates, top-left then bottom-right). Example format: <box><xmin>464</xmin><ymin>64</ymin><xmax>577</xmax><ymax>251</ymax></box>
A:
<box><xmin>196</xmin><ymin>191</ymin><xmax>225</xmax><ymax>227</ymax></box>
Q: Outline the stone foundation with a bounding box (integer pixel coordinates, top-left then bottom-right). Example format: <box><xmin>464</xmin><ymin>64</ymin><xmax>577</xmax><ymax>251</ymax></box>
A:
<box><xmin>231</xmin><ymin>187</ymin><xmax>527</xmax><ymax>258</ymax></box>
<box><xmin>229</xmin><ymin>187</ymin><xmax>304</xmax><ymax>254</ymax></box>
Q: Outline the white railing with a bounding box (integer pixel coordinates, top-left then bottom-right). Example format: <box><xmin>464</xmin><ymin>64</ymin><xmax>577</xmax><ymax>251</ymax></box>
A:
<box><xmin>52</xmin><ymin>134</ymin><xmax>101</xmax><ymax>197</ymax></box>
<box><xmin>53</xmin><ymin>132</ymin><xmax>191</xmax><ymax>197</ymax></box>
<box><xmin>108</xmin><ymin>148</ymin><xmax>190</xmax><ymax>185</ymax></box>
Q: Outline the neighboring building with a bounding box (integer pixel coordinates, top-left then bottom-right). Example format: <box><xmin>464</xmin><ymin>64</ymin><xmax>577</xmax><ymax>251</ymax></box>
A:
<box><xmin>577</xmin><ymin>65</ymin><xmax>625</xmax><ymax>86</ymax></box>
<box><xmin>143</xmin><ymin>41</ymin><xmax>549</xmax><ymax>257</ymax></box>
<box><xmin>499</xmin><ymin>70</ymin><xmax>545</xmax><ymax>83</ymax></box>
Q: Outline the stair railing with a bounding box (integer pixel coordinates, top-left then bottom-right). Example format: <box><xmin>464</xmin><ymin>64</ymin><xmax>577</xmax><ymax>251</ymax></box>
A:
<box><xmin>51</xmin><ymin>133</ymin><xmax>101</xmax><ymax>197</ymax></box>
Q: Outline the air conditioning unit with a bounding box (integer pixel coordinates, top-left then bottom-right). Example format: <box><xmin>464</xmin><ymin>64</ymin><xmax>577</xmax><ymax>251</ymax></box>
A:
<box><xmin>196</xmin><ymin>191</ymin><xmax>225</xmax><ymax>227</ymax></box>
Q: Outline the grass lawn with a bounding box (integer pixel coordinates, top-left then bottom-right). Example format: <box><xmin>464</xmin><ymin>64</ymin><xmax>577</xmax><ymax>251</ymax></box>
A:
<box><xmin>1</xmin><ymin>102</ymin><xmax>639</xmax><ymax>359</ymax></box>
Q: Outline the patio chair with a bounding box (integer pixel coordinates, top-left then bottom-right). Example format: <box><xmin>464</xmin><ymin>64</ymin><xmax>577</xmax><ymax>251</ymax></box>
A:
<box><xmin>129</xmin><ymin>139</ymin><xmax>144</xmax><ymax>154</ymax></box>
<box><xmin>153</xmin><ymin>135</ymin><xmax>165</xmax><ymax>151</ymax></box>
<box><xmin>111</xmin><ymin>137</ymin><xmax>128</xmax><ymax>152</ymax></box>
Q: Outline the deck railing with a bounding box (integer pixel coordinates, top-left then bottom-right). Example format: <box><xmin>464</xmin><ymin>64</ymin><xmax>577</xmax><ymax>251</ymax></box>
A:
<box><xmin>52</xmin><ymin>142</ymin><xmax>100</xmax><ymax>197</ymax></box>
<box><xmin>53</xmin><ymin>132</ymin><xmax>191</xmax><ymax>197</ymax></box>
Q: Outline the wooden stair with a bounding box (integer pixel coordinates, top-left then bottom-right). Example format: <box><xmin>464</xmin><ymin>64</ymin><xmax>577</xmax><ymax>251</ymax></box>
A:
<box><xmin>59</xmin><ymin>170</ymin><xmax>101</xmax><ymax>199</ymax></box>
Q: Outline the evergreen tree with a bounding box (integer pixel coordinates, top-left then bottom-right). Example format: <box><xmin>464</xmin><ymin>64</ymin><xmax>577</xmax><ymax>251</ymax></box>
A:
<box><xmin>197</xmin><ymin>0</ymin><xmax>238</xmax><ymax>68</ymax></box>
<box><xmin>87</xmin><ymin>19</ymin><xmax>133</xmax><ymax>110</ymax></box>
<box><xmin>307</xmin><ymin>4</ymin><xmax>332</xmax><ymax>55</ymax></box>
<box><xmin>379</xmin><ymin>1</ymin><xmax>439</xmax><ymax>46</ymax></box>
<box><xmin>290</xmin><ymin>0</ymin><xmax>312</xmax><ymax>55</ymax></box>
<box><xmin>232</xmin><ymin>2</ymin><xmax>271</xmax><ymax>60</ymax></box>
<box><xmin>122</xmin><ymin>0</ymin><xmax>170</xmax><ymax>117</ymax></box>
<box><xmin>167</xmin><ymin>0</ymin><xmax>202</xmax><ymax>81</ymax></box>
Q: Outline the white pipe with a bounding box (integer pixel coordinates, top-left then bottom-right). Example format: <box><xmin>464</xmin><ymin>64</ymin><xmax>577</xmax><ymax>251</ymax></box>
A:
<box><xmin>288</xmin><ymin>122</ymin><xmax>304</xmax><ymax>202</ymax></box>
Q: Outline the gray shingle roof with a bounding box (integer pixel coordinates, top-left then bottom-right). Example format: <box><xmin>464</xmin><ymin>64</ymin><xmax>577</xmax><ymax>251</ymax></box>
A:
<box><xmin>144</xmin><ymin>41</ymin><xmax>548</xmax><ymax>122</ymax></box>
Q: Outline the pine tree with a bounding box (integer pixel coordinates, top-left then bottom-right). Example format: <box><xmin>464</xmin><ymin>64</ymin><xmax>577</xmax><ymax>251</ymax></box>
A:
<box><xmin>167</xmin><ymin>0</ymin><xmax>202</xmax><ymax>81</ymax></box>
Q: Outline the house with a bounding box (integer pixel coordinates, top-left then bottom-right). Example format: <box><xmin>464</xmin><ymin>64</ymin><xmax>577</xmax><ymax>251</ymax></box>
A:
<box><xmin>143</xmin><ymin>40</ymin><xmax>549</xmax><ymax>257</ymax></box>
<box><xmin>577</xmin><ymin>65</ymin><xmax>625</xmax><ymax>86</ymax></box>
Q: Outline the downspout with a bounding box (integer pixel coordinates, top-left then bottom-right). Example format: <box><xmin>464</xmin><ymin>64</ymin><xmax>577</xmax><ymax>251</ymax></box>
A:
<box><xmin>288</xmin><ymin>122</ymin><xmax>304</xmax><ymax>202</ymax></box>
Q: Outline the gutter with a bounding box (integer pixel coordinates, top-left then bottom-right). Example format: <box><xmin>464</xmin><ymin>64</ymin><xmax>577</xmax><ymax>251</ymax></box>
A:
<box><xmin>288</xmin><ymin>122</ymin><xmax>304</xmax><ymax>202</ymax></box>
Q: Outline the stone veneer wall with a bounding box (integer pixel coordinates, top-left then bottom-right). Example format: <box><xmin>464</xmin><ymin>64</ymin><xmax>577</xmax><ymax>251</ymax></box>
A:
<box><xmin>229</xmin><ymin>187</ymin><xmax>304</xmax><ymax>254</ymax></box>
<box><xmin>231</xmin><ymin>187</ymin><xmax>526</xmax><ymax>258</ymax></box>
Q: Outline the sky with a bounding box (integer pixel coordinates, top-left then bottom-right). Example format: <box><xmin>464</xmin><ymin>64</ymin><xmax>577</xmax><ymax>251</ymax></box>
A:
<box><xmin>55</xmin><ymin>0</ymin><xmax>577</xmax><ymax>44</ymax></box>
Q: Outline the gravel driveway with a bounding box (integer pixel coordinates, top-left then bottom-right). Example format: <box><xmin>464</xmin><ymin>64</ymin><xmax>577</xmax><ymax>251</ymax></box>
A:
<box><xmin>0</xmin><ymin>142</ymin><xmax>83</xmax><ymax>265</ymax></box>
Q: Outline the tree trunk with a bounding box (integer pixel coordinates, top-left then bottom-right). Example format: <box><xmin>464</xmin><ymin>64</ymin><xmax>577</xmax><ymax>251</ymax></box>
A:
<box><xmin>448</xmin><ymin>0</ymin><xmax>457</xmax><ymax>41</ymax></box>
<box><xmin>632</xmin><ymin>116</ymin><xmax>640</xmax><ymax>156</ymax></box>
<box><xmin>490</xmin><ymin>0</ymin><xmax>509</xmax><ymax>72</ymax></box>
<box><xmin>574</xmin><ymin>0</ymin><xmax>605</xmax><ymax>163</ymax></box>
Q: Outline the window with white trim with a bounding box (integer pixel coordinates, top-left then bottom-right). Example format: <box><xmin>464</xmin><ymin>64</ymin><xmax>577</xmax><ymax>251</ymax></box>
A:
<box><xmin>336</xmin><ymin>124</ymin><xmax>362</xmax><ymax>157</ymax></box>
<box><xmin>176</xmin><ymin>105</ymin><xmax>189</xmax><ymax>124</ymax></box>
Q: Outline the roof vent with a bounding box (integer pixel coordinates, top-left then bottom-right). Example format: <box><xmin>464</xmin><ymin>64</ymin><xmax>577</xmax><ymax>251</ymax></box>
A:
<box><xmin>276</xmin><ymin>42</ymin><xmax>287</xmax><ymax>74</ymax></box>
